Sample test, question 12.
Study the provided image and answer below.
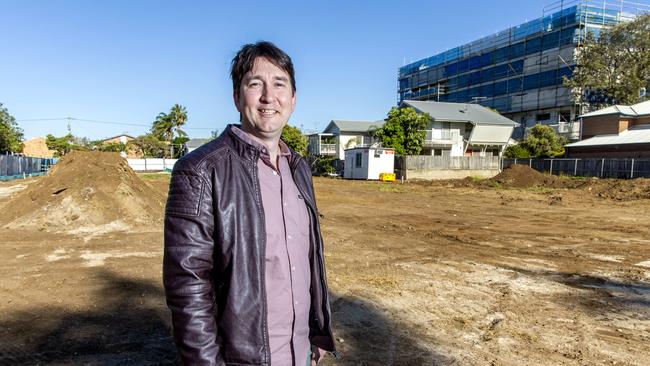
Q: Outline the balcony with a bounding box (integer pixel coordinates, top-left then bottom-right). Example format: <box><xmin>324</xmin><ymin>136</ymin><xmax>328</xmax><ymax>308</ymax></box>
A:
<box><xmin>422</xmin><ymin>130</ymin><xmax>459</xmax><ymax>146</ymax></box>
<box><xmin>319</xmin><ymin>143</ymin><xmax>337</xmax><ymax>155</ymax></box>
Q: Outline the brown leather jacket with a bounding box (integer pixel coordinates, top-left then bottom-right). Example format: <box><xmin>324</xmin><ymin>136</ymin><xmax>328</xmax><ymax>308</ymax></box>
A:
<box><xmin>163</xmin><ymin>125</ymin><xmax>336</xmax><ymax>365</ymax></box>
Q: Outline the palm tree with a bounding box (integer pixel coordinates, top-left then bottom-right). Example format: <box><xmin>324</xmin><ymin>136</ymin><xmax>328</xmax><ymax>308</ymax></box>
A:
<box><xmin>151</xmin><ymin>104</ymin><xmax>188</xmax><ymax>158</ymax></box>
<box><xmin>168</xmin><ymin>104</ymin><xmax>188</xmax><ymax>139</ymax></box>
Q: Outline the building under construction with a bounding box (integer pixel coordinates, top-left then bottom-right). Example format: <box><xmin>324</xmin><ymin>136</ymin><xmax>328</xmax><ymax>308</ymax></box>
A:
<box><xmin>397</xmin><ymin>0</ymin><xmax>650</xmax><ymax>141</ymax></box>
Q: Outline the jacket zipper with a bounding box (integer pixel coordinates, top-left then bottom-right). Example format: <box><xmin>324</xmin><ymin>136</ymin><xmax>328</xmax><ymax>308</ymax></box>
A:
<box><xmin>250</xmin><ymin>151</ymin><xmax>271</xmax><ymax>366</ymax></box>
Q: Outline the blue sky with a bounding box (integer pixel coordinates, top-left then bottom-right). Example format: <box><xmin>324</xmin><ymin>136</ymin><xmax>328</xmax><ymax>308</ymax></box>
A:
<box><xmin>2</xmin><ymin>0</ymin><xmax>553</xmax><ymax>140</ymax></box>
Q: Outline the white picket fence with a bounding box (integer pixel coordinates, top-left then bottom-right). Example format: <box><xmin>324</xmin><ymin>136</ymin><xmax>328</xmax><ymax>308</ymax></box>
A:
<box><xmin>127</xmin><ymin>158</ymin><xmax>178</xmax><ymax>172</ymax></box>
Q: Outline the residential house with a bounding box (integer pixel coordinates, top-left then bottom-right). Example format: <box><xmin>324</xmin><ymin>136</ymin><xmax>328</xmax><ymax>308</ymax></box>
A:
<box><xmin>184</xmin><ymin>138</ymin><xmax>212</xmax><ymax>155</ymax></box>
<box><xmin>308</xmin><ymin>120</ymin><xmax>385</xmax><ymax>160</ymax></box>
<box><xmin>100</xmin><ymin>134</ymin><xmax>135</xmax><ymax>145</ymax></box>
<box><xmin>565</xmin><ymin>100</ymin><xmax>650</xmax><ymax>158</ymax></box>
<box><xmin>401</xmin><ymin>100</ymin><xmax>518</xmax><ymax>157</ymax></box>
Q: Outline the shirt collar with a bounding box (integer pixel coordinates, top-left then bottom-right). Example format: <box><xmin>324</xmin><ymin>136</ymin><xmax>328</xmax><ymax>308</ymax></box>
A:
<box><xmin>231</xmin><ymin>125</ymin><xmax>291</xmax><ymax>159</ymax></box>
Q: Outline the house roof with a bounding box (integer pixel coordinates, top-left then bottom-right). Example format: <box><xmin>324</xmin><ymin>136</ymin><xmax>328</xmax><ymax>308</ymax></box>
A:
<box><xmin>185</xmin><ymin>138</ymin><xmax>211</xmax><ymax>148</ymax></box>
<box><xmin>401</xmin><ymin>100</ymin><xmax>518</xmax><ymax>126</ymax></box>
<box><xmin>100</xmin><ymin>134</ymin><xmax>135</xmax><ymax>142</ymax></box>
<box><xmin>566</xmin><ymin>124</ymin><xmax>650</xmax><ymax>147</ymax></box>
<box><xmin>579</xmin><ymin>100</ymin><xmax>650</xmax><ymax>118</ymax></box>
<box><xmin>323</xmin><ymin>120</ymin><xmax>385</xmax><ymax>133</ymax></box>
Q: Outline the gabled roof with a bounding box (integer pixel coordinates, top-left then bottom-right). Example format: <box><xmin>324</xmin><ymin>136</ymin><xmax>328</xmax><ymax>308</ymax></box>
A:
<box><xmin>185</xmin><ymin>138</ymin><xmax>211</xmax><ymax>148</ymax></box>
<box><xmin>401</xmin><ymin>100</ymin><xmax>518</xmax><ymax>126</ymax></box>
<box><xmin>566</xmin><ymin>124</ymin><xmax>650</xmax><ymax>147</ymax></box>
<box><xmin>323</xmin><ymin>120</ymin><xmax>385</xmax><ymax>133</ymax></box>
<box><xmin>579</xmin><ymin>100</ymin><xmax>650</xmax><ymax>118</ymax></box>
<box><xmin>100</xmin><ymin>134</ymin><xmax>135</xmax><ymax>142</ymax></box>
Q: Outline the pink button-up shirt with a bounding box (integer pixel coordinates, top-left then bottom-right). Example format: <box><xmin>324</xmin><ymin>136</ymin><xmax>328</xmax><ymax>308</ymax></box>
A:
<box><xmin>232</xmin><ymin>126</ymin><xmax>311</xmax><ymax>366</ymax></box>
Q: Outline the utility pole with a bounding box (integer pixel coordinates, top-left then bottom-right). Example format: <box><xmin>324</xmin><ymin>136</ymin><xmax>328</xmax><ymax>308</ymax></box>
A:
<box><xmin>66</xmin><ymin>116</ymin><xmax>72</xmax><ymax>135</ymax></box>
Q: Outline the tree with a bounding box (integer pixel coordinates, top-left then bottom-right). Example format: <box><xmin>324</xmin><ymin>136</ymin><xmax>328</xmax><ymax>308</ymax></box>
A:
<box><xmin>374</xmin><ymin>106</ymin><xmax>429</xmax><ymax>155</ymax></box>
<box><xmin>504</xmin><ymin>144</ymin><xmax>532</xmax><ymax>159</ymax></box>
<box><xmin>524</xmin><ymin>125</ymin><xmax>567</xmax><ymax>158</ymax></box>
<box><xmin>46</xmin><ymin>134</ymin><xmax>73</xmax><ymax>157</ymax></box>
<box><xmin>281</xmin><ymin>124</ymin><xmax>308</xmax><ymax>156</ymax></box>
<box><xmin>128</xmin><ymin>134</ymin><xmax>166</xmax><ymax>158</ymax></box>
<box><xmin>564</xmin><ymin>14</ymin><xmax>650</xmax><ymax>109</ymax></box>
<box><xmin>0</xmin><ymin>103</ymin><xmax>24</xmax><ymax>153</ymax></box>
<box><xmin>172</xmin><ymin>136</ymin><xmax>190</xmax><ymax>158</ymax></box>
<box><xmin>45</xmin><ymin>133</ymin><xmax>91</xmax><ymax>157</ymax></box>
<box><xmin>151</xmin><ymin>104</ymin><xmax>188</xmax><ymax>158</ymax></box>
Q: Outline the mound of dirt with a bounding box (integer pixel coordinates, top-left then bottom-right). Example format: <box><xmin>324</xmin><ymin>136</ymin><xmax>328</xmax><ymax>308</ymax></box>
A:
<box><xmin>0</xmin><ymin>151</ymin><xmax>165</xmax><ymax>234</ymax></box>
<box><xmin>587</xmin><ymin>178</ymin><xmax>650</xmax><ymax>201</ymax></box>
<box><xmin>488</xmin><ymin>164</ymin><xmax>564</xmax><ymax>188</ymax></box>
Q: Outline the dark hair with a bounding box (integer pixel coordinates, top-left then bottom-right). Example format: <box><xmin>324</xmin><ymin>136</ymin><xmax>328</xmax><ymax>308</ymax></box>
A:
<box><xmin>230</xmin><ymin>41</ymin><xmax>296</xmax><ymax>95</ymax></box>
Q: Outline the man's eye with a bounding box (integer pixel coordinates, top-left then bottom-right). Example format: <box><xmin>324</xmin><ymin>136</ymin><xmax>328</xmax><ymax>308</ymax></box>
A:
<box><xmin>275</xmin><ymin>82</ymin><xmax>286</xmax><ymax>88</ymax></box>
<box><xmin>248</xmin><ymin>81</ymin><xmax>262</xmax><ymax>87</ymax></box>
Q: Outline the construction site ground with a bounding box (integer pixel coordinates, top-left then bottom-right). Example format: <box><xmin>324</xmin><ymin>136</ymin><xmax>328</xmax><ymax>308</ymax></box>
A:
<box><xmin>1</xmin><ymin>168</ymin><xmax>650</xmax><ymax>365</ymax></box>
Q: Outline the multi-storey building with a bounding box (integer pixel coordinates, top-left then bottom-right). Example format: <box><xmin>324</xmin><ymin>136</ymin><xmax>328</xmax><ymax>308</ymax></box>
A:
<box><xmin>397</xmin><ymin>0</ymin><xmax>649</xmax><ymax>141</ymax></box>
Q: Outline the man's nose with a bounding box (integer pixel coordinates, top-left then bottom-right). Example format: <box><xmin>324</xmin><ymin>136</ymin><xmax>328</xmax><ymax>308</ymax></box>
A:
<box><xmin>260</xmin><ymin>84</ymin><xmax>275</xmax><ymax>103</ymax></box>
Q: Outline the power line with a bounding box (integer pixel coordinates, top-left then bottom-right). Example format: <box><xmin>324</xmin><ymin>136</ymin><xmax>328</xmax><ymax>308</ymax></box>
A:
<box><xmin>16</xmin><ymin>116</ymin><xmax>217</xmax><ymax>130</ymax></box>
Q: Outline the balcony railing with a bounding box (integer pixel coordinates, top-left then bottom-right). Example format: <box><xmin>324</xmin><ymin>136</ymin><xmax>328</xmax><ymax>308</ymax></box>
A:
<box><xmin>422</xmin><ymin>130</ymin><xmax>459</xmax><ymax>145</ymax></box>
<box><xmin>319</xmin><ymin>144</ymin><xmax>336</xmax><ymax>155</ymax></box>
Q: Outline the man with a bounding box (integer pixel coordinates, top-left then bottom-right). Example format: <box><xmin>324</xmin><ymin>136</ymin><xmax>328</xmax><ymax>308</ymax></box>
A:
<box><xmin>163</xmin><ymin>41</ymin><xmax>337</xmax><ymax>366</ymax></box>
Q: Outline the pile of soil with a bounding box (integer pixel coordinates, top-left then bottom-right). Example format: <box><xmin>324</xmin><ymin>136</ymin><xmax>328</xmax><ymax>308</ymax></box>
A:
<box><xmin>0</xmin><ymin>151</ymin><xmax>165</xmax><ymax>233</ymax></box>
<box><xmin>488</xmin><ymin>164</ymin><xmax>565</xmax><ymax>188</ymax></box>
<box><xmin>587</xmin><ymin>178</ymin><xmax>650</xmax><ymax>201</ymax></box>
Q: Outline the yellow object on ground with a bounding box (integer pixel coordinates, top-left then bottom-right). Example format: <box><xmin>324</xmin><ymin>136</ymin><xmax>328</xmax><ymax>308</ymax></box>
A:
<box><xmin>379</xmin><ymin>173</ymin><xmax>396</xmax><ymax>182</ymax></box>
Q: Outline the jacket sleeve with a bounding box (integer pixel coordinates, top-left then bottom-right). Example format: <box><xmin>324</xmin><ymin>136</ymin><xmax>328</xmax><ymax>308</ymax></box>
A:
<box><xmin>163</xmin><ymin>162</ymin><xmax>223</xmax><ymax>365</ymax></box>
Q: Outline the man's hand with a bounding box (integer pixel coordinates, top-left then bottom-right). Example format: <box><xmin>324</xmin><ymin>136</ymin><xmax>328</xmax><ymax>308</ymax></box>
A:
<box><xmin>310</xmin><ymin>346</ymin><xmax>325</xmax><ymax>365</ymax></box>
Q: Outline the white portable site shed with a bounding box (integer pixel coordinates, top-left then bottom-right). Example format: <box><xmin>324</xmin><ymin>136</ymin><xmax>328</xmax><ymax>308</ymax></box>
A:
<box><xmin>344</xmin><ymin>147</ymin><xmax>395</xmax><ymax>180</ymax></box>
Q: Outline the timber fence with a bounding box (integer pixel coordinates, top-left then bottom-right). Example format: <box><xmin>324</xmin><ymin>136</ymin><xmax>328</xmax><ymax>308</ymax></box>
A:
<box><xmin>502</xmin><ymin>158</ymin><xmax>650</xmax><ymax>179</ymax></box>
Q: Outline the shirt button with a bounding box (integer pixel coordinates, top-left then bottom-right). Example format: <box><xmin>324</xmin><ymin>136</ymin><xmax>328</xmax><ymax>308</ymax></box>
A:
<box><xmin>283</xmin><ymin>202</ymin><xmax>287</xmax><ymax>207</ymax></box>
<box><xmin>272</xmin><ymin>171</ymin><xmax>278</xmax><ymax>176</ymax></box>
<box><xmin>287</xmin><ymin>235</ymin><xmax>292</xmax><ymax>240</ymax></box>
<box><xmin>292</xmin><ymin>266</ymin><xmax>296</xmax><ymax>271</ymax></box>
<box><xmin>294</xmin><ymin>301</ymin><xmax>298</xmax><ymax>305</ymax></box>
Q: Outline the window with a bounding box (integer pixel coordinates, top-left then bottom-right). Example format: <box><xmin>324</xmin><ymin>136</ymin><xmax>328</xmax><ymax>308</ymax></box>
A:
<box><xmin>536</xmin><ymin>113</ymin><xmax>551</xmax><ymax>121</ymax></box>
<box><xmin>559</xmin><ymin>111</ymin><xmax>571</xmax><ymax>122</ymax></box>
<box><xmin>542</xmin><ymin>30</ymin><xmax>560</xmax><ymax>51</ymax></box>
<box><xmin>355</xmin><ymin>153</ymin><xmax>362</xmax><ymax>168</ymax></box>
<box><xmin>523</xmin><ymin>74</ymin><xmax>540</xmax><ymax>90</ymax></box>
<box><xmin>508</xmin><ymin>77</ymin><xmax>523</xmax><ymax>92</ymax></box>
<box><xmin>480</xmin><ymin>51</ymin><xmax>494</xmax><ymax>67</ymax></box>
<box><xmin>539</xmin><ymin>69</ymin><xmax>557</xmax><ymax>88</ymax></box>
<box><xmin>525</xmin><ymin>36</ymin><xmax>542</xmax><ymax>55</ymax></box>
<box><xmin>469</xmin><ymin>55</ymin><xmax>481</xmax><ymax>70</ymax></box>
<box><xmin>458</xmin><ymin>59</ymin><xmax>469</xmax><ymax>73</ymax></box>
<box><xmin>509</xmin><ymin>42</ymin><xmax>525</xmax><ymax>59</ymax></box>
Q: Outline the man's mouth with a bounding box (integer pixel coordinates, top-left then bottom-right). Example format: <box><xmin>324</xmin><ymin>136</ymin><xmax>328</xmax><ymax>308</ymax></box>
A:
<box><xmin>259</xmin><ymin>109</ymin><xmax>277</xmax><ymax>116</ymax></box>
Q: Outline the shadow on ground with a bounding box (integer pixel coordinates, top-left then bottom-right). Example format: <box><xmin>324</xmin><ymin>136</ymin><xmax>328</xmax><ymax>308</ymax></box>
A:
<box><xmin>0</xmin><ymin>270</ymin><xmax>452</xmax><ymax>366</ymax></box>
<box><xmin>322</xmin><ymin>294</ymin><xmax>453</xmax><ymax>366</ymax></box>
<box><xmin>0</xmin><ymin>270</ymin><xmax>178</xmax><ymax>365</ymax></box>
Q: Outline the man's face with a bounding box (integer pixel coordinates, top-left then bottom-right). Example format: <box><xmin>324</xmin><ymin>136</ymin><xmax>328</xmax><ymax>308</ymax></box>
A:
<box><xmin>234</xmin><ymin>57</ymin><xmax>296</xmax><ymax>140</ymax></box>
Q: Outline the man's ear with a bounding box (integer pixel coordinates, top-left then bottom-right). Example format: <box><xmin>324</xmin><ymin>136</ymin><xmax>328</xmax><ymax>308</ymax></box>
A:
<box><xmin>233</xmin><ymin>89</ymin><xmax>241</xmax><ymax>112</ymax></box>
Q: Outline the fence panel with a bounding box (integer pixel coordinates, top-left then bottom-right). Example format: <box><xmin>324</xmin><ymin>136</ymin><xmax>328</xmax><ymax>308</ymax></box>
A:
<box><xmin>127</xmin><ymin>158</ymin><xmax>178</xmax><ymax>172</ymax></box>
<box><xmin>502</xmin><ymin>158</ymin><xmax>650</xmax><ymax>179</ymax></box>
<box><xmin>0</xmin><ymin>154</ymin><xmax>55</xmax><ymax>179</ymax></box>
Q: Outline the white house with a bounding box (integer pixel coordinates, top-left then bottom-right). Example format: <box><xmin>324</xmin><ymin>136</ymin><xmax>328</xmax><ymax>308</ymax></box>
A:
<box><xmin>402</xmin><ymin>100</ymin><xmax>518</xmax><ymax>157</ymax></box>
<box><xmin>184</xmin><ymin>138</ymin><xmax>211</xmax><ymax>155</ymax></box>
<box><xmin>308</xmin><ymin>120</ymin><xmax>385</xmax><ymax>160</ymax></box>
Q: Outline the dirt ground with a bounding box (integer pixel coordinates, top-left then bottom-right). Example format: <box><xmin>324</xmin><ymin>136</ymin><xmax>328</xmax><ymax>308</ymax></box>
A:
<box><xmin>1</xmin><ymin>165</ymin><xmax>649</xmax><ymax>365</ymax></box>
